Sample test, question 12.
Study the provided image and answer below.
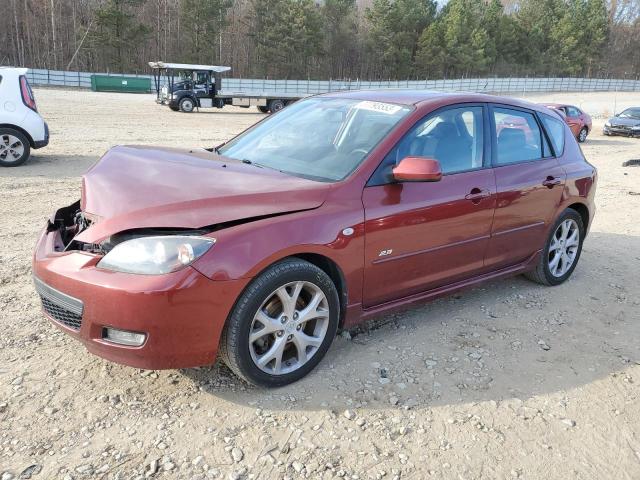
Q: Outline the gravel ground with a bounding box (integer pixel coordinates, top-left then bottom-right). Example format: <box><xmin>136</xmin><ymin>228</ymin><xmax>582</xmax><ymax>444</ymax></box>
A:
<box><xmin>1</xmin><ymin>89</ymin><xmax>640</xmax><ymax>480</ymax></box>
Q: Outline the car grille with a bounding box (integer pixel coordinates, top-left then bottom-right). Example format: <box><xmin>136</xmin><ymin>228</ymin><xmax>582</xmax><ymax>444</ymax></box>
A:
<box><xmin>610</xmin><ymin>124</ymin><xmax>632</xmax><ymax>133</ymax></box>
<box><xmin>34</xmin><ymin>277</ymin><xmax>84</xmax><ymax>331</ymax></box>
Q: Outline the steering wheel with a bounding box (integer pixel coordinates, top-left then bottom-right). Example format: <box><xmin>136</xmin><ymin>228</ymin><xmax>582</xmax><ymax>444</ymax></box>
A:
<box><xmin>349</xmin><ymin>148</ymin><xmax>369</xmax><ymax>156</ymax></box>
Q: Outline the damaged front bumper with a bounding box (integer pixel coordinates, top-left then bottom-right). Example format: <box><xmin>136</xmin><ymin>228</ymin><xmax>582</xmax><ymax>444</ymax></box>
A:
<box><xmin>32</xmin><ymin>202</ymin><xmax>251</xmax><ymax>370</ymax></box>
<box><xmin>603</xmin><ymin>125</ymin><xmax>640</xmax><ymax>137</ymax></box>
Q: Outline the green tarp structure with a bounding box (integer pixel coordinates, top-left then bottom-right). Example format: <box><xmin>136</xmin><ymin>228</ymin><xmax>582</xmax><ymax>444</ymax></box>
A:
<box><xmin>90</xmin><ymin>75</ymin><xmax>150</xmax><ymax>93</ymax></box>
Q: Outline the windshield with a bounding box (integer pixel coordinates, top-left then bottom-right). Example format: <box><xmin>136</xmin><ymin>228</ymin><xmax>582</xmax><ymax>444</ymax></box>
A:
<box><xmin>218</xmin><ymin>97</ymin><xmax>412</xmax><ymax>182</ymax></box>
<box><xmin>619</xmin><ymin>108</ymin><xmax>640</xmax><ymax>119</ymax></box>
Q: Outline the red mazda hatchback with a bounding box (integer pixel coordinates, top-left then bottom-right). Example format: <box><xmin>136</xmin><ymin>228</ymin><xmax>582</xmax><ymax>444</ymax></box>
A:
<box><xmin>33</xmin><ymin>91</ymin><xmax>597</xmax><ymax>387</ymax></box>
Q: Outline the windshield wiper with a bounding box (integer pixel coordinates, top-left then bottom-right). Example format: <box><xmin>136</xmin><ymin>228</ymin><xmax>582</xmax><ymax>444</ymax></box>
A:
<box><xmin>241</xmin><ymin>159</ymin><xmax>264</xmax><ymax>168</ymax></box>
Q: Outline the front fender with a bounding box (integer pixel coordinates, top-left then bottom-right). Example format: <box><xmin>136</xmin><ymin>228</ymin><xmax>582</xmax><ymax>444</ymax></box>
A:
<box><xmin>190</xmin><ymin>200</ymin><xmax>365</xmax><ymax>306</ymax></box>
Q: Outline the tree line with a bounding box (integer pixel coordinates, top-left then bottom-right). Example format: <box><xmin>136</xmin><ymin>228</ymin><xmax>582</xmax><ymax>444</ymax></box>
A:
<box><xmin>2</xmin><ymin>0</ymin><xmax>640</xmax><ymax>80</ymax></box>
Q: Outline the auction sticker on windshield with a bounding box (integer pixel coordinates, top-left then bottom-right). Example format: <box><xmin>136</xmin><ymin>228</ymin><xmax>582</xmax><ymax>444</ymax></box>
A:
<box><xmin>354</xmin><ymin>101</ymin><xmax>404</xmax><ymax>115</ymax></box>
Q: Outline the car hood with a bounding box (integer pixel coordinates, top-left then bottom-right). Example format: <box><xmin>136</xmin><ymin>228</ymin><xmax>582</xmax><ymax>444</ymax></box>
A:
<box><xmin>609</xmin><ymin>116</ymin><xmax>640</xmax><ymax>126</ymax></box>
<box><xmin>75</xmin><ymin>145</ymin><xmax>332</xmax><ymax>243</ymax></box>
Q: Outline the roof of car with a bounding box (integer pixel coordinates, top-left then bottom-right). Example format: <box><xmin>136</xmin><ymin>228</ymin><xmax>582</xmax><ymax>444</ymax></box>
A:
<box><xmin>148</xmin><ymin>62</ymin><xmax>231</xmax><ymax>73</ymax></box>
<box><xmin>0</xmin><ymin>67</ymin><xmax>28</xmax><ymax>76</ymax></box>
<box><xmin>543</xmin><ymin>103</ymin><xmax>580</xmax><ymax>110</ymax></box>
<box><xmin>320</xmin><ymin>89</ymin><xmax>554</xmax><ymax>113</ymax></box>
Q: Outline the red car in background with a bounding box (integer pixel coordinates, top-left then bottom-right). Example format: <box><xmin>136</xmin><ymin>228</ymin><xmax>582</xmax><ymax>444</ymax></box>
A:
<box><xmin>543</xmin><ymin>104</ymin><xmax>592</xmax><ymax>143</ymax></box>
<box><xmin>33</xmin><ymin>91</ymin><xmax>597</xmax><ymax>387</ymax></box>
<box><xmin>496</xmin><ymin>114</ymin><xmax>536</xmax><ymax>143</ymax></box>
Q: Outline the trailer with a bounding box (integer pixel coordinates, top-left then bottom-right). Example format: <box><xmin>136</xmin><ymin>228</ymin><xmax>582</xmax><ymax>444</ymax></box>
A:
<box><xmin>149</xmin><ymin>62</ymin><xmax>304</xmax><ymax>113</ymax></box>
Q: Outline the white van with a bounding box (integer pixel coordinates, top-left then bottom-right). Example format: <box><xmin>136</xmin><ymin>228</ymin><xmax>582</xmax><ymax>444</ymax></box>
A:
<box><xmin>0</xmin><ymin>67</ymin><xmax>49</xmax><ymax>166</ymax></box>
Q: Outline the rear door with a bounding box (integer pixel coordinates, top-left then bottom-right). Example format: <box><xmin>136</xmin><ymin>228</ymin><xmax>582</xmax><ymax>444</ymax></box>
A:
<box><xmin>484</xmin><ymin>105</ymin><xmax>566</xmax><ymax>270</ymax></box>
<box><xmin>362</xmin><ymin>104</ymin><xmax>497</xmax><ymax>307</ymax></box>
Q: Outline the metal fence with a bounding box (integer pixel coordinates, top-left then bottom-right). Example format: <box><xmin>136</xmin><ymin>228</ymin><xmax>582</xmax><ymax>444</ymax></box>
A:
<box><xmin>25</xmin><ymin>68</ymin><xmax>640</xmax><ymax>94</ymax></box>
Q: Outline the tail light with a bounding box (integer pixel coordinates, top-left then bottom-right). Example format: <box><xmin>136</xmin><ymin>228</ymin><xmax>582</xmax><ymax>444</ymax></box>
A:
<box><xmin>20</xmin><ymin>76</ymin><xmax>37</xmax><ymax>112</ymax></box>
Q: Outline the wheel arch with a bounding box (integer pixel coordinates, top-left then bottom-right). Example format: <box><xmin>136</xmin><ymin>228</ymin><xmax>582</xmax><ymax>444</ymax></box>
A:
<box><xmin>0</xmin><ymin>123</ymin><xmax>35</xmax><ymax>147</ymax></box>
<box><xmin>566</xmin><ymin>202</ymin><xmax>590</xmax><ymax>231</ymax></box>
<box><xmin>179</xmin><ymin>95</ymin><xmax>198</xmax><ymax>105</ymax></box>
<box><xmin>226</xmin><ymin>251</ymin><xmax>349</xmax><ymax>329</ymax></box>
<box><xmin>292</xmin><ymin>253</ymin><xmax>348</xmax><ymax>327</ymax></box>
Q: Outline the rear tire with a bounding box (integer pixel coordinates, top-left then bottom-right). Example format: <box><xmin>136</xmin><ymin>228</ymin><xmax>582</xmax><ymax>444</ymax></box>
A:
<box><xmin>0</xmin><ymin>128</ymin><xmax>30</xmax><ymax>167</ymax></box>
<box><xmin>179</xmin><ymin>97</ymin><xmax>195</xmax><ymax>113</ymax></box>
<box><xmin>578</xmin><ymin>127</ymin><xmax>588</xmax><ymax>143</ymax></box>
<box><xmin>267</xmin><ymin>99</ymin><xmax>285</xmax><ymax>113</ymax></box>
<box><xmin>219</xmin><ymin>258</ymin><xmax>340</xmax><ymax>387</ymax></box>
<box><xmin>525</xmin><ymin>208</ymin><xmax>585</xmax><ymax>286</ymax></box>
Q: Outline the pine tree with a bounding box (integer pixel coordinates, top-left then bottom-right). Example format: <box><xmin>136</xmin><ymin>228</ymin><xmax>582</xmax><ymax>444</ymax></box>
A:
<box><xmin>90</xmin><ymin>0</ymin><xmax>151</xmax><ymax>73</ymax></box>
<box><xmin>249</xmin><ymin>0</ymin><xmax>324</xmax><ymax>78</ymax></box>
<box><xmin>322</xmin><ymin>0</ymin><xmax>359</xmax><ymax>78</ymax></box>
<box><xmin>180</xmin><ymin>0</ymin><xmax>233</xmax><ymax>64</ymax></box>
<box><xmin>365</xmin><ymin>0</ymin><xmax>437</xmax><ymax>79</ymax></box>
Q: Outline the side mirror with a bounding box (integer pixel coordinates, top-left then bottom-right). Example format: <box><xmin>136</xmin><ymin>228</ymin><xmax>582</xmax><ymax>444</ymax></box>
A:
<box><xmin>392</xmin><ymin>156</ymin><xmax>442</xmax><ymax>182</ymax></box>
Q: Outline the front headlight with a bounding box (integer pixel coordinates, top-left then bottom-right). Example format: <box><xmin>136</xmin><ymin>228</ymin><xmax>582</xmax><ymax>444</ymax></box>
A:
<box><xmin>604</xmin><ymin>121</ymin><xmax>611</xmax><ymax>127</ymax></box>
<box><xmin>98</xmin><ymin>236</ymin><xmax>215</xmax><ymax>275</ymax></box>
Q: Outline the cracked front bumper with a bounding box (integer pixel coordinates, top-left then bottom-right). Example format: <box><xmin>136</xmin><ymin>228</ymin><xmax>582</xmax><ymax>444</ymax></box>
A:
<box><xmin>32</xmin><ymin>226</ymin><xmax>250</xmax><ymax>369</ymax></box>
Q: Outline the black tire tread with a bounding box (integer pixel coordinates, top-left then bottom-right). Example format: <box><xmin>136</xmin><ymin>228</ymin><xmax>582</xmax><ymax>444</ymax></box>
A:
<box><xmin>524</xmin><ymin>208</ymin><xmax>584</xmax><ymax>286</ymax></box>
<box><xmin>0</xmin><ymin>128</ymin><xmax>30</xmax><ymax>167</ymax></box>
<box><xmin>179</xmin><ymin>97</ymin><xmax>195</xmax><ymax>113</ymax></box>
<box><xmin>219</xmin><ymin>257</ymin><xmax>339</xmax><ymax>387</ymax></box>
<box><xmin>578</xmin><ymin>127</ymin><xmax>588</xmax><ymax>143</ymax></box>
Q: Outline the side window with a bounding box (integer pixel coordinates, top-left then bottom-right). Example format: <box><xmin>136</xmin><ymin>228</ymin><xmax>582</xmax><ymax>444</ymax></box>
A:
<box><xmin>493</xmin><ymin>107</ymin><xmax>543</xmax><ymax>165</ymax></box>
<box><xmin>540</xmin><ymin>113</ymin><xmax>565</xmax><ymax>156</ymax></box>
<box><xmin>368</xmin><ymin>106</ymin><xmax>484</xmax><ymax>185</ymax></box>
<box><xmin>566</xmin><ymin>106</ymin><xmax>581</xmax><ymax>117</ymax></box>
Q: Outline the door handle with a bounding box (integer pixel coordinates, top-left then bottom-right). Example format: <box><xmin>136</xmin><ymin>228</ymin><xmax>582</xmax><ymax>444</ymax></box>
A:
<box><xmin>542</xmin><ymin>176</ymin><xmax>561</xmax><ymax>188</ymax></box>
<box><xmin>465</xmin><ymin>188</ymin><xmax>491</xmax><ymax>203</ymax></box>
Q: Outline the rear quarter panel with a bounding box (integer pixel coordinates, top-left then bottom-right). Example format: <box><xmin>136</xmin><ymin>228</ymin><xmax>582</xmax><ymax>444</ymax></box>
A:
<box><xmin>557</xmin><ymin>129</ymin><xmax>597</xmax><ymax>231</ymax></box>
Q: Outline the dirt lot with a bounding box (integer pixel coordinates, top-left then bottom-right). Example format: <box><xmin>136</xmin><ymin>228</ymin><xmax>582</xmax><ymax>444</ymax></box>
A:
<box><xmin>1</xmin><ymin>89</ymin><xmax>640</xmax><ymax>480</ymax></box>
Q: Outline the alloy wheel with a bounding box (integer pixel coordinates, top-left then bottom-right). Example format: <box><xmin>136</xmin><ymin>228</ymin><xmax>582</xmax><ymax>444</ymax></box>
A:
<box><xmin>548</xmin><ymin>219</ymin><xmax>580</xmax><ymax>277</ymax></box>
<box><xmin>0</xmin><ymin>134</ymin><xmax>25</xmax><ymax>163</ymax></box>
<box><xmin>579</xmin><ymin>128</ymin><xmax>587</xmax><ymax>142</ymax></box>
<box><xmin>249</xmin><ymin>281</ymin><xmax>330</xmax><ymax>375</ymax></box>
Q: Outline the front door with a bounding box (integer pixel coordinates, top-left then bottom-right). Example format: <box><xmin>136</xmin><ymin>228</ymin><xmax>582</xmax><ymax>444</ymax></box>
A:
<box><xmin>362</xmin><ymin>105</ymin><xmax>496</xmax><ymax>307</ymax></box>
<box><xmin>484</xmin><ymin>106</ymin><xmax>566</xmax><ymax>269</ymax></box>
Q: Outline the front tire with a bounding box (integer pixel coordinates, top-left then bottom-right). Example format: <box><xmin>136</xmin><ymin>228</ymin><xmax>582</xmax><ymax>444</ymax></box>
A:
<box><xmin>0</xmin><ymin>128</ymin><xmax>30</xmax><ymax>167</ymax></box>
<box><xmin>525</xmin><ymin>208</ymin><xmax>585</xmax><ymax>286</ymax></box>
<box><xmin>578</xmin><ymin>127</ymin><xmax>588</xmax><ymax>143</ymax></box>
<box><xmin>219</xmin><ymin>258</ymin><xmax>340</xmax><ymax>387</ymax></box>
<box><xmin>179</xmin><ymin>97</ymin><xmax>195</xmax><ymax>113</ymax></box>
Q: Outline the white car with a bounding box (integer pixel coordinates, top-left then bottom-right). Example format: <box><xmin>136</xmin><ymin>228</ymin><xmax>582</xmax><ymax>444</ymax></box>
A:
<box><xmin>0</xmin><ymin>67</ymin><xmax>49</xmax><ymax>166</ymax></box>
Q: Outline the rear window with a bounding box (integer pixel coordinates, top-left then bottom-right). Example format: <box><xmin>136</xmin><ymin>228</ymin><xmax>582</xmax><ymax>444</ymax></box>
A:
<box><xmin>540</xmin><ymin>114</ymin><xmax>565</xmax><ymax>156</ymax></box>
<box><xmin>493</xmin><ymin>108</ymin><xmax>543</xmax><ymax>165</ymax></box>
